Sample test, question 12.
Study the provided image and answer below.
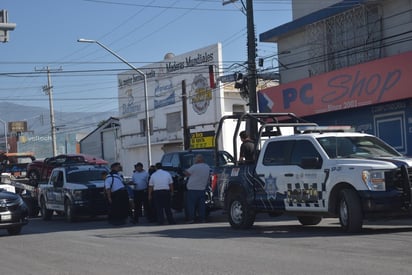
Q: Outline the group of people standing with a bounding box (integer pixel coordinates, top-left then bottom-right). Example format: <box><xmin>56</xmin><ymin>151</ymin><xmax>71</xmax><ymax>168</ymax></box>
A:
<box><xmin>103</xmin><ymin>129</ymin><xmax>254</xmax><ymax>226</ymax></box>
<box><xmin>103</xmin><ymin>155</ymin><xmax>211</xmax><ymax>226</ymax></box>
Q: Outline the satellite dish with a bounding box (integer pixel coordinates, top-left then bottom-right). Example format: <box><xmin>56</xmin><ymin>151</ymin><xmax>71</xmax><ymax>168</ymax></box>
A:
<box><xmin>164</xmin><ymin>53</ymin><xmax>175</xmax><ymax>60</ymax></box>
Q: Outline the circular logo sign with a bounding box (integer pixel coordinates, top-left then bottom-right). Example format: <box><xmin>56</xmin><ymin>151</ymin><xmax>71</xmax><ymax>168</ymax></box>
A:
<box><xmin>191</xmin><ymin>74</ymin><xmax>212</xmax><ymax>115</ymax></box>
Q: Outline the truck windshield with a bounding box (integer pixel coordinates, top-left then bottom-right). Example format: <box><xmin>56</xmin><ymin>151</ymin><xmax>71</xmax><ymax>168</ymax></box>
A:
<box><xmin>66</xmin><ymin>170</ymin><xmax>105</xmax><ymax>183</ymax></box>
<box><xmin>181</xmin><ymin>151</ymin><xmax>234</xmax><ymax>169</ymax></box>
<box><xmin>317</xmin><ymin>136</ymin><xmax>401</xmax><ymax>159</ymax></box>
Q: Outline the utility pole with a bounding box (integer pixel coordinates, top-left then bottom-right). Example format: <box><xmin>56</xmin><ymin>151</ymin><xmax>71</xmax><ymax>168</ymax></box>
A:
<box><xmin>246</xmin><ymin>0</ymin><xmax>258</xmax><ymax>139</ymax></box>
<box><xmin>0</xmin><ymin>118</ymin><xmax>8</xmax><ymax>153</ymax></box>
<box><xmin>0</xmin><ymin>10</ymin><xmax>16</xmax><ymax>43</ymax></box>
<box><xmin>77</xmin><ymin>39</ymin><xmax>152</xmax><ymax>166</ymax></box>
<box><xmin>36</xmin><ymin>66</ymin><xmax>62</xmax><ymax>156</ymax></box>
<box><xmin>182</xmin><ymin>80</ymin><xmax>190</xmax><ymax>150</ymax></box>
<box><xmin>223</xmin><ymin>0</ymin><xmax>258</xmax><ymax>138</ymax></box>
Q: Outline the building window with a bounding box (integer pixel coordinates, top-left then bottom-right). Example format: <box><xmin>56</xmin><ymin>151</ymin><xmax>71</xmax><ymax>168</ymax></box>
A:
<box><xmin>139</xmin><ymin>117</ymin><xmax>153</xmax><ymax>136</ymax></box>
<box><xmin>233</xmin><ymin>104</ymin><xmax>245</xmax><ymax>115</ymax></box>
<box><xmin>166</xmin><ymin>112</ymin><xmax>181</xmax><ymax>133</ymax></box>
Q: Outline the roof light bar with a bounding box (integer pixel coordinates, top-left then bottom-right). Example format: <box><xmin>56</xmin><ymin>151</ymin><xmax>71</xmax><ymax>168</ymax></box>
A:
<box><xmin>296</xmin><ymin>125</ymin><xmax>354</xmax><ymax>133</ymax></box>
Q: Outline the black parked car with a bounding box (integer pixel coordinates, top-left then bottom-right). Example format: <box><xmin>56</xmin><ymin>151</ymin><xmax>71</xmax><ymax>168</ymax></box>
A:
<box><xmin>160</xmin><ymin>149</ymin><xmax>235</xmax><ymax>212</ymax></box>
<box><xmin>0</xmin><ymin>188</ymin><xmax>29</xmax><ymax>235</ymax></box>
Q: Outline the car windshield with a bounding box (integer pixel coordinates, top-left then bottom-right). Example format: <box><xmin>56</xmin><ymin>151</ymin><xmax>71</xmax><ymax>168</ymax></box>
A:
<box><xmin>66</xmin><ymin>170</ymin><xmax>105</xmax><ymax>183</ymax></box>
<box><xmin>317</xmin><ymin>135</ymin><xmax>401</xmax><ymax>159</ymax></box>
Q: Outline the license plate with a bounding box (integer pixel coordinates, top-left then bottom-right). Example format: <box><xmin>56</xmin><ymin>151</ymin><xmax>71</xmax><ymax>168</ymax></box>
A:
<box><xmin>1</xmin><ymin>214</ymin><xmax>12</xmax><ymax>221</ymax></box>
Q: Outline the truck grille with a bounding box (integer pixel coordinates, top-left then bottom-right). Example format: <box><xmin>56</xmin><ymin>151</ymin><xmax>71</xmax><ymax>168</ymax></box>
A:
<box><xmin>385</xmin><ymin>165</ymin><xmax>412</xmax><ymax>207</ymax></box>
<box><xmin>79</xmin><ymin>188</ymin><xmax>106</xmax><ymax>208</ymax></box>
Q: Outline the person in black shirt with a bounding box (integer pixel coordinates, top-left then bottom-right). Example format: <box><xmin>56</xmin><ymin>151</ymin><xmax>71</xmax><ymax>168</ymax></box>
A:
<box><xmin>239</xmin><ymin>131</ymin><xmax>255</xmax><ymax>164</ymax></box>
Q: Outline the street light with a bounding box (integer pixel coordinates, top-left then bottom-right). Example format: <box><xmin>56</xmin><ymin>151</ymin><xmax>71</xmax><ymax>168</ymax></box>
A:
<box><xmin>77</xmin><ymin>38</ymin><xmax>152</xmax><ymax>166</ymax></box>
<box><xmin>0</xmin><ymin>118</ymin><xmax>8</xmax><ymax>153</ymax></box>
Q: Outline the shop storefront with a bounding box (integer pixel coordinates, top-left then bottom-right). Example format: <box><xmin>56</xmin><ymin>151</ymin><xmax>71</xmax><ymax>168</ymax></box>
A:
<box><xmin>258</xmin><ymin>51</ymin><xmax>412</xmax><ymax>155</ymax></box>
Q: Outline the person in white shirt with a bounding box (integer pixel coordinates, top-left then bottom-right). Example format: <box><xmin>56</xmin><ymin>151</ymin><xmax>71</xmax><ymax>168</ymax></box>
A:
<box><xmin>131</xmin><ymin>162</ymin><xmax>151</xmax><ymax>223</ymax></box>
<box><xmin>148</xmin><ymin>163</ymin><xmax>175</xmax><ymax>225</ymax></box>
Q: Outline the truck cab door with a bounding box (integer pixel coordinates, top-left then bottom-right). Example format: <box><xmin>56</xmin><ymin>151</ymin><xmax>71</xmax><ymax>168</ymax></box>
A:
<box><xmin>256</xmin><ymin>139</ymin><xmax>327</xmax><ymax>212</ymax></box>
<box><xmin>254</xmin><ymin>140</ymin><xmax>294</xmax><ymax>211</ymax></box>
<box><xmin>49</xmin><ymin>170</ymin><xmax>65</xmax><ymax>210</ymax></box>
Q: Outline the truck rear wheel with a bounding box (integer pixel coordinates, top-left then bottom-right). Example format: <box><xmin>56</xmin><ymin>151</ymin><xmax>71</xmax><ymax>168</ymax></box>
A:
<box><xmin>40</xmin><ymin>197</ymin><xmax>53</xmax><ymax>220</ymax></box>
<box><xmin>227</xmin><ymin>192</ymin><xmax>255</xmax><ymax>229</ymax></box>
<box><xmin>297</xmin><ymin>216</ymin><xmax>322</xmax><ymax>226</ymax></box>
<box><xmin>339</xmin><ymin>189</ymin><xmax>363</xmax><ymax>233</ymax></box>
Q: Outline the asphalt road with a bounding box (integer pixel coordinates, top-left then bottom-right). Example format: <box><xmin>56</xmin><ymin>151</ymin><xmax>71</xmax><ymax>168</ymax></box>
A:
<box><xmin>1</xmin><ymin>211</ymin><xmax>412</xmax><ymax>275</ymax></box>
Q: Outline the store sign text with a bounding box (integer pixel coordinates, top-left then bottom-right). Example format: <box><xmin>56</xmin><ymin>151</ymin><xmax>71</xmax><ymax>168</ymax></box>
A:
<box><xmin>259</xmin><ymin>51</ymin><xmax>412</xmax><ymax>117</ymax></box>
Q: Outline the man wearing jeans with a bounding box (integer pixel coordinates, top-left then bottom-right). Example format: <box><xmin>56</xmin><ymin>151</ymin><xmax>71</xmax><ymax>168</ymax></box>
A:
<box><xmin>131</xmin><ymin>162</ymin><xmax>150</xmax><ymax>223</ymax></box>
<box><xmin>148</xmin><ymin>163</ymin><xmax>175</xmax><ymax>225</ymax></box>
<box><xmin>184</xmin><ymin>154</ymin><xmax>210</xmax><ymax>223</ymax></box>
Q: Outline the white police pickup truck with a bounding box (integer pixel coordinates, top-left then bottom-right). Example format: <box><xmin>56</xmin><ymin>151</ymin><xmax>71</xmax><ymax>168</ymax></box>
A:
<box><xmin>213</xmin><ymin>113</ymin><xmax>412</xmax><ymax>233</ymax></box>
<box><xmin>37</xmin><ymin>165</ymin><xmax>109</xmax><ymax>222</ymax></box>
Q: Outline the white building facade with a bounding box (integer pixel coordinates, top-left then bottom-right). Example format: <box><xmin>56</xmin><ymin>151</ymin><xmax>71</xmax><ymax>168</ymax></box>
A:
<box><xmin>117</xmin><ymin>43</ymin><xmax>246</xmax><ymax>175</ymax></box>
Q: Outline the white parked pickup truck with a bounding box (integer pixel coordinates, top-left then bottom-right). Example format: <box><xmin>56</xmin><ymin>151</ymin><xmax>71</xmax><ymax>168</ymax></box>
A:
<box><xmin>37</xmin><ymin>165</ymin><xmax>109</xmax><ymax>222</ymax></box>
<box><xmin>212</xmin><ymin>113</ymin><xmax>412</xmax><ymax>233</ymax></box>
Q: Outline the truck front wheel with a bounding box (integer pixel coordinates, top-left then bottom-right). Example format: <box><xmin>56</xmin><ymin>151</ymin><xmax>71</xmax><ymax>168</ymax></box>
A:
<box><xmin>339</xmin><ymin>189</ymin><xmax>363</xmax><ymax>233</ymax></box>
<box><xmin>65</xmin><ymin>200</ymin><xmax>76</xmax><ymax>222</ymax></box>
<box><xmin>40</xmin><ymin>197</ymin><xmax>53</xmax><ymax>220</ymax></box>
<box><xmin>227</xmin><ymin>192</ymin><xmax>255</xmax><ymax>229</ymax></box>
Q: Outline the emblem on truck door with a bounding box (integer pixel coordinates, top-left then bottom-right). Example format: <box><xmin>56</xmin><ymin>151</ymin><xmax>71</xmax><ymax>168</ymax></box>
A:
<box><xmin>265</xmin><ymin>174</ymin><xmax>278</xmax><ymax>199</ymax></box>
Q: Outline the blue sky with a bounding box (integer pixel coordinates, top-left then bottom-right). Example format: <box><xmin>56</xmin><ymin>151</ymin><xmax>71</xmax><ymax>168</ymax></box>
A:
<box><xmin>1</xmin><ymin>0</ymin><xmax>292</xmax><ymax>115</ymax></box>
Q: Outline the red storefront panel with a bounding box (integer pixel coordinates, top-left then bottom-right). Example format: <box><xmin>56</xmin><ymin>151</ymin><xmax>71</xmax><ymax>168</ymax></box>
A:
<box><xmin>258</xmin><ymin>51</ymin><xmax>412</xmax><ymax>117</ymax></box>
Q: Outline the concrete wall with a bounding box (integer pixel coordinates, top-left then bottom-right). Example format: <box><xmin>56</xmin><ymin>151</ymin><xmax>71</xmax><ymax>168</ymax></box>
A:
<box><xmin>292</xmin><ymin>0</ymin><xmax>340</xmax><ymax>19</ymax></box>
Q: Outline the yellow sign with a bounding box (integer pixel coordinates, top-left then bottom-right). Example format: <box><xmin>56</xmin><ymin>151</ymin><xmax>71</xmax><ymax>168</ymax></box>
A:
<box><xmin>8</xmin><ymin>121</ymin><xmax>27</xmax><ymax>132</ymax></box>
<box><xmin>190</xmin><ymin>132</ymin><xmax>215</xmax><ymax>148</ymax></box>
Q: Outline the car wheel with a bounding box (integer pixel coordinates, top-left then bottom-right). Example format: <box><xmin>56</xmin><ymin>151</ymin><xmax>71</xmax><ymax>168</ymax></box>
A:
<box><xmin>28</xmin><ymin>170</ymin><xmax>40</xmax><ymax>186</ymax></box>
<box><xmin>40</xmin><ymin>197</ymin><xmax>53</xmax><ymax>220</ymax></box>
<box><xmin>7</xmin><ymin>226</ymin><xmax>22</xmax><ymax>235</ymax></box>
<box><xmin>297</xmin><ymin>216</ymin><xmax>322</xmax><ymax>226</ymax></box>
<box><xmin>65</xmin><ymin>200</ymin><xmax>76</xmax><ymax>222</ymax></box>
<box><xmin>339</xmin><ymin>189</ymin><xmax>363</xmax><ymax>233</ymax></box>
<box><xmin>227</xmin><ymin>192</ymin><xmax>255</xmax><ymax>229</ymax></box>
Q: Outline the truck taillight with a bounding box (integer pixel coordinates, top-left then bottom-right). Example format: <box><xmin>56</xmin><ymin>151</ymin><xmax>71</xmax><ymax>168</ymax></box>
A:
<box><xmin>211</xmin><ymin>173</ymin><xmax>218</xmax><ymax>192</ymax></box>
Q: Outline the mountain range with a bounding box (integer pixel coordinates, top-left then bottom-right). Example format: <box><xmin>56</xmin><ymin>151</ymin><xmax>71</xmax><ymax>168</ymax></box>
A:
<box><xmin>0</xmin><ymin>102</ymin><xmax>118</xmax><ymax>157</ymax></box>
<box><xmin>0</xmin><ymin>102</ymin><xmax>118</xmax><ymax>136</ymax></box>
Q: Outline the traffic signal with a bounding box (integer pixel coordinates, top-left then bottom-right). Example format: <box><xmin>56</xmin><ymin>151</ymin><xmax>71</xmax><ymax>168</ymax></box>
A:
<box><xmin>234</xmin><ymin>73</ymin><xmax>249</xmax><ymax>102</ymax></box>
<box><xmin>234</xmin><ymin>73</ymin><xmax>244</xmax><ymax>89</ymax></box>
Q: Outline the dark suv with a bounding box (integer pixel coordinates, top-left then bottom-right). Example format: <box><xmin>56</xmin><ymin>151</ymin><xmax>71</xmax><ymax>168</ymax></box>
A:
<box><xmin>0</xmin><ymin>188</ymin><xmax>29</xmax><ymax>235</ymax></box>
<box><xmin>160</xmin><ymin>149</ymin><xmax>235</xmax><ymax>213</ymax></box>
